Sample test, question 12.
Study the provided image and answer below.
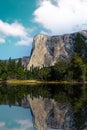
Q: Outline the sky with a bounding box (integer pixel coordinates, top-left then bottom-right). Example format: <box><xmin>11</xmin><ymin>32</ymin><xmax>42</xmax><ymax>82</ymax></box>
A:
<box><xmin>0</xmin><ymin>105</ymin><xmax>35</xmax><ymax>130</ymax></box>
<box><xmin>0</xmin><ymin>0</ymin><xmax>87</xmax><ymax>59</ymax></box>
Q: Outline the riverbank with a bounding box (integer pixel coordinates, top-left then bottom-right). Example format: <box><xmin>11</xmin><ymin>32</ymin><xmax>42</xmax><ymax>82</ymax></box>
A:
<box><xmin>3</xmin><ymin>79</ymin><xmax>87</xmax><ymax>85</ymax></box>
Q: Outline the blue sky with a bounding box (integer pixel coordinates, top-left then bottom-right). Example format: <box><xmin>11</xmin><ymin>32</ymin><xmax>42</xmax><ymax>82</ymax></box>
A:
<box><xmin>0</xmin><ymin>0</ymin><xmax>87</xmax><ymax>59</ymax></box>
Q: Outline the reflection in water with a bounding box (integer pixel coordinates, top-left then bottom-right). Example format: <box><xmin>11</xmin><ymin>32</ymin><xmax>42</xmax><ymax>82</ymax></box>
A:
<box><xmin>0</xmin><ymin>105</ymin><xmax>35</xmax><ymax>130</ymax></box>
<box><xmin>0</xmin><ymin>83</ymin><xmax>87</xmax><ymax>130</ymax></box>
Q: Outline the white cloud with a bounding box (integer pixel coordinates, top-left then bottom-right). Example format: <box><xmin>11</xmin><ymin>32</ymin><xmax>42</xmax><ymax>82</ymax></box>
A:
<box><xmin>0</xmin><ymin>20</ymin><xmax>27</xmax><ymax>38</ymax></box>
<box><xmin>0</xmin><ymin>38</ymin><xmax>5</xmax><ymax>43</ymax></box>
<box><xmin>16</xmin><ymin>37</ymin><xmax>33</xmax><ymax>46</ymax></box>
<box><xmin>0</xmin><ymin>20</ymin><xmax>33</xmax><ymax>46</ymax></box>
<box><xmin>0</xmin><ymin>122</ymin><xmax>5</xmax><ymax>128</ymax></box>
<box><xmin>34</xmin><ymin>0</ymin><xmax>87</xmax><ymax>35</ymax></box>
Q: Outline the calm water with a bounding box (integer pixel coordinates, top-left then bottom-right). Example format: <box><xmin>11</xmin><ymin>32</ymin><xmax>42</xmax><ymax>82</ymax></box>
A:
<box><xmin>0</xmin><ymin>105</ymin><xmax>35</xmax><ymax>130</ymax></box>
<box><xmin>0</xmin><ymin>83</ymin><xmax>87</xmax><ymax>130</ymax></box>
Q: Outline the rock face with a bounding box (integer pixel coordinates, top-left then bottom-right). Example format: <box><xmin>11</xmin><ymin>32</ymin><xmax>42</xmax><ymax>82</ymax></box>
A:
<box><xmin>27</xmin><ymin>96</ymin><xmax>75</xmax><ymax>130</ymax></box>
<box><xmin>27</xmin><ymin>30</ymin><xmax>87</xmax><ymax>69</ymax></box>
<box><xmin>15</xmin><ymin>56</ymin><xmax>30</xmax><ymax>68</ymax></box>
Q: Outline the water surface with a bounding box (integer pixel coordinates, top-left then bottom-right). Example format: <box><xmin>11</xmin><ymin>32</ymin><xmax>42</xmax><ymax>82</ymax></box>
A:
<box><xmin>0</xmin><ymin>105</ymin><xmax>35</xmax><ymax>130</ymax></box>
<box><xmin>0</xmin><ymin>83</ymin><xmax>87</xmax><ymax>130</ymax></box>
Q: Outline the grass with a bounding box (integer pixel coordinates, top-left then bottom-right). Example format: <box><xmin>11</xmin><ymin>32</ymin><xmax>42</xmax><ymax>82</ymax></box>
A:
<box><xmin>5</xmin><ymin>79</ymin><xmax>87</xmax><ymax>85</ymax></box>
<box><xmin>6</xmin><ymin>79</ymin><xmax>42</xmax><ymax>85</ymax></box>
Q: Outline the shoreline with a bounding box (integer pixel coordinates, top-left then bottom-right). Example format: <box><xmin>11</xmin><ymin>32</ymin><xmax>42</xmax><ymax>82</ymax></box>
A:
<box><xmin>0</xmin><ymin>79</ymin><xmax>86</xmax><ymax>85</ymax></box>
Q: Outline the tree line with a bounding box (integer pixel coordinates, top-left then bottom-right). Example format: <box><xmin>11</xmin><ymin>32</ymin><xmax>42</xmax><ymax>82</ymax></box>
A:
<box><xmin>0</xmin><ymin>33</ymin><xmax>87</xmax><ymax>81</ymax></box>
<box><xmin>0</xmin><ymin>58</ymin><xmax>25</xmax><ymax>80</ymax></box>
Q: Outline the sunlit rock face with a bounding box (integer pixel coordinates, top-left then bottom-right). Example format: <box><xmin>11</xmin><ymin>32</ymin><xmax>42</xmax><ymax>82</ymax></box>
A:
<box><xmin>15</xmin><ymin>56</ymin><xmax>30</xmax><ymax>68</ymax></box>
<box><xmin>27</xmin><ymin>96</ymin><xmax>75</xmax><ymax>130</ymax></box>
<box><xmin>27</xmin><ymin>30</ymin><xmax>87</xmax><ymax>69</ymax></box>
<box><xmin>27</xmin><ymin>34</ymin><xmax>50</xmax><ymax>69</ymax></box>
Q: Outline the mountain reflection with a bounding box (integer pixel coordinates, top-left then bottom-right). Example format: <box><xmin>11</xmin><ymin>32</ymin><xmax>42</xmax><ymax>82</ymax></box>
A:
<box><xmin>0</xmin><ymin>83</ymin><xmax>87</xmax><ymax>130</ymax></box>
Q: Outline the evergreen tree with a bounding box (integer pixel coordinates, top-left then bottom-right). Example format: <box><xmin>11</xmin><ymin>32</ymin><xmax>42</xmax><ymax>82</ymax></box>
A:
<box><xmin>74</xmin><ymin>33</ymin><xmax>87</xmax><ymax>57</ymax></box>
<box><xmin>71</xmin><ymin>53</ymin><xmax>85</xmax><ymax>81</ymax></box>
<box><xmin>53</xmin><ymin>60</ymin><xmax>68</xmax><ymax>81</ymax></box>
<box><xmin>1</xmin><ymin>72</ymin><xmax>8</xmax><ymax>80</ymax></box>
<box><xmin>17</xmin><ymin>67</ymin><xmax>24</xmax><ymax>79</ymax></box>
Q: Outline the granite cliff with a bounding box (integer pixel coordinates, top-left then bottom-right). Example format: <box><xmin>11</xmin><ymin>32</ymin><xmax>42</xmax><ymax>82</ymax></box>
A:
<box><xmin>27</xmin><ymin>30</ymin><xmax>87</xmax><ymax>69</ymax></box>
<box><xmin>14</xmin><ymin>56</ymin><xmax>30</xmax><ymax>68</ymax></box>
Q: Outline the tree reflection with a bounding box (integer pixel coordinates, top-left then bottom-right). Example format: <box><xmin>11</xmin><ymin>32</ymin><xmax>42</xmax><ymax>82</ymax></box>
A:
<box><xmin>0</xmin><ymin>83</ymin><xmax>87</xmax><ymax>129</ymax></box>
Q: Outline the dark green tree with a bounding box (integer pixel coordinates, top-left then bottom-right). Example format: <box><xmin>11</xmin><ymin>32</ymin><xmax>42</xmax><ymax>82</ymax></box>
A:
<box><xmin>17</xmin><ymin>67</ymin><xmax>24</xmax><ymax>79</ymax></box>
<box><xmin>38</xmin><ymin>67</ymin><xmax>51</xmax><ymax>80</ymax></box>
<box><xmin>71</xmin><ymin>53</ymin><xmax>85</xmax><ymax>81</ymax></box>
<box><xmin>1</xmin><ymin>72</ymin><xmax>8</xmax><ymax>80</ymax></box>
<box><xmin>74</xmin><ymin>33</ymin><xmax>87</xmax><ymax>57</ymax></box>
<box><xmin>53</xmin><ymin>60</ymin><xmax>68</xmax><ymax>81</ymax></box>
<box><xmin>17</xmin><ymin>58</ymin><xmax>22</xmax><ymax>68</ymax></box>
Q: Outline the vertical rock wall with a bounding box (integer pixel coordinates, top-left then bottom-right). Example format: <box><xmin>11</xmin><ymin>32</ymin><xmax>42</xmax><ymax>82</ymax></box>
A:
<box><xmin>27</xmin><ymin>30</ymin><xmax>87</xmax><ymax>69</ymax></box>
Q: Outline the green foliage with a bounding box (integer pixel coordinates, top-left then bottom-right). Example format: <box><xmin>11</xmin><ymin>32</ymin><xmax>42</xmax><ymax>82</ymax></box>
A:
<box><xmin>53</xmin><ymin>60</ymin><xmax>68</xmax><ymax>81</ymax></box>
<box><xmin>74</xmin><ymin>33</ymin><xmax>87</xmax><ymax>57</ymax></box>
<box><xmin>7</xmin><ymin>58</ymin><xmax>17</xmax><ymax>78</ymax></box>
<box><xmin>0</xmin><ymin>58</ymin><xmax>25</xmax><ymax>80</ymax></box>
<box><xmin>38</xmin><ymin>67</ymin><xmax>51</xmax><ymax>80</ymax></box>
<box><xmin>1</xmin><ymin>72</ymin><xmax>8</xmax><ymax>80</ymax></box>
<box><xmin>17</xmin><ymin>67</ymin><xmax>24</xmax><ymax>79</ymax></box>
<box><xmin>17</xmin><ymin>58</ymin><xmax>22</xmax><ymax>68</ymax></box>
<box><xmin>31</xmin><ymin>67</ymin><xmax>39</xmax><ymax>79</ymax></box>
<box><xmin>71</xmin><ymin>53</ymin><xmax>85</xmax><ymax>81</ymax></box>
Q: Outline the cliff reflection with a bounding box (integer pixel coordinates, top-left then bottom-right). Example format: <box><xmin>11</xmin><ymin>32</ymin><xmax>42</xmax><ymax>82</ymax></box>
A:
<box><xmin>0</xmin><ymin>83</ymin><xmax>87</xmax><ymax>130</ymax></box>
